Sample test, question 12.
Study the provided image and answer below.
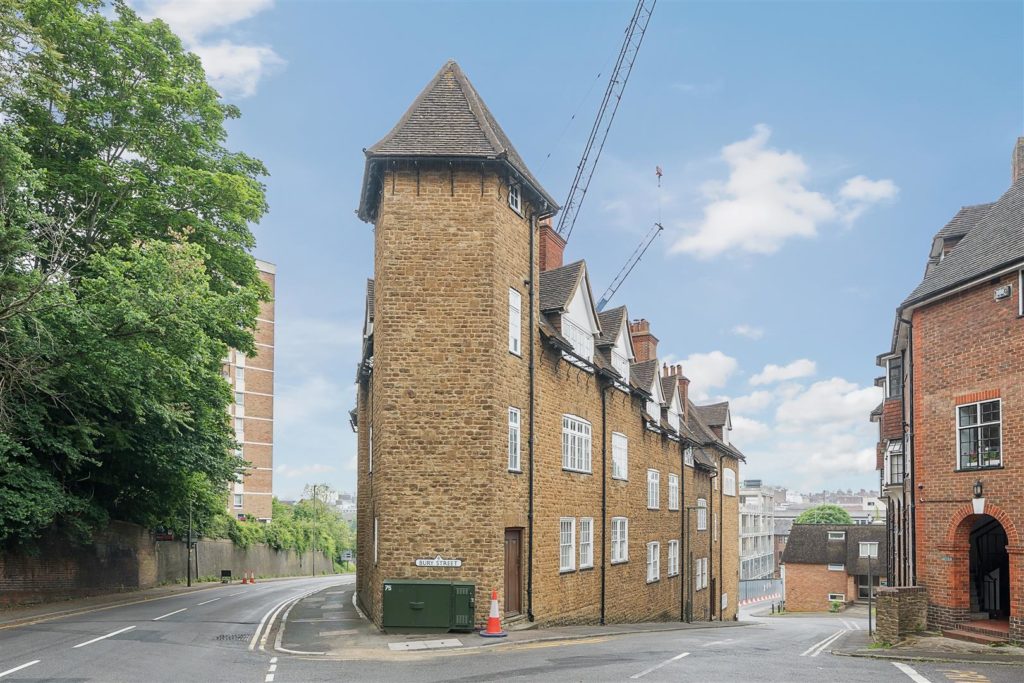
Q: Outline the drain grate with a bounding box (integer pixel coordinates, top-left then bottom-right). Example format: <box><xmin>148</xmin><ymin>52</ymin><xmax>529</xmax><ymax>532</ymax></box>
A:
<box><xmin>215</xmin><ymin>633</ymin><xmax>249</xmax><ymax>641</ymax></box>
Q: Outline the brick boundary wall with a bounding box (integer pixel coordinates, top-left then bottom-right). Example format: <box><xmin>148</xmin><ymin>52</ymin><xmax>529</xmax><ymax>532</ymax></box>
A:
<box><xmin>0</xmin><ymin>522</ymin><xmax>332</xmax><ymax>607</ymax></box>
<box><xmin>875</xmin><ymin>586</ymin><xmax>928</xmax><ymax>644</ymax></box>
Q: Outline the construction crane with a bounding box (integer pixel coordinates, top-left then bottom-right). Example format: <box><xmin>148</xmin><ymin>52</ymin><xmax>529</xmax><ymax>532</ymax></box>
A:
<box><xmin>555</xmin><ymin>0</ymin><xmax>656</xmax><ymax>241</ymax></box>
<box><xmin>596</xmin><ymin>221</ymin><xmax>663</xmax><ymax>311</ymax></box>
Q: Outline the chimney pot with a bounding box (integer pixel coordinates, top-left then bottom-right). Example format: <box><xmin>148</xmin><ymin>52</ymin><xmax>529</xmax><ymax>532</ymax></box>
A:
<box><xmin>629</xmin><ymin>319</ymin><xmax>658</xmax><ymax>362</ymax></box>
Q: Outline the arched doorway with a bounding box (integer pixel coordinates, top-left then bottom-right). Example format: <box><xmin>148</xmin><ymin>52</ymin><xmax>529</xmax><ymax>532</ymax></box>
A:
<box><xmin>968</xmin><ymin>515</ymin><xmax>1009</xmax><ymax>619</ymax></box>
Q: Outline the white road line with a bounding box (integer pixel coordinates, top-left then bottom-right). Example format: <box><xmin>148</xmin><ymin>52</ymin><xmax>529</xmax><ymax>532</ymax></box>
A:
<box><xmin>809</xmin><ymin>630</ymin><xmax>847</xmax><ymax>657</ymax></box>
<box><xmin>701</xmin><ymin>638</ymin><xmax>734</xmax><ymax>647</ymax></box>
<box><xmin>197</xmin><ymin>598</ymin><xmax>221</xmax><ymax>606</ymax></box>
<box><xmin>264</xmin><ymin>675</ymin><xmax>274</xmax><ymax>683</ymax></box>
<box><xmin>73</xmin><ymin>625</ymin><xmax>136</xmax><ymax>648</ymax></box>
<box><xmin>270</xmin><ymin>657</ymin><xmax>277</xmax><ymax>664</ymax></box>
<box><xmin>892</xmin><ymin>662</ymin><xmax>932</xmax><ymax>683</ymax></box>
<box><xmin>268</xmin><ymin>664</ymin><xmax>277</xmax><ymax>672</ymax></box>
<box><xmin>630</xmin><ymin>652</ymin><xmax>690</xmax><ymax>679</ymax></box>
<box><xmin>799</xmin><ymin>629</ymin><xmax>846</xmax><ymax>657</ymax></box>
<box><xmin>153</xmin><ymin>608</ymin><xmax>187</xmax><ymax>621</ymax></box>
<box><xmin>227</xmin><ymin>591</ymin><xmax>245</xmax><ymax>597</ymax></box>
<box><xmin>0</xmin><ymin>660</ymin><xmax>40</xmax><ymax>679</ymax></box>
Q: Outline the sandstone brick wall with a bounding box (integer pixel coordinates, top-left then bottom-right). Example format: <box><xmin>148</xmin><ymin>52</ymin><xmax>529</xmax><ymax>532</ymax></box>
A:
<box><xmin>875</xmin><ymin>586</ymin><xmax>928</xmax><ymax>643</ymax></box>
<box><xmin>784</xmin><ymin>563</ymin><xmax>855</xmax><ymax>612</ymax></box>
<box><xmin>356</xmin><ymin>160</ymin><xmax>741</xmax><ymax>629</ymax></box>
<box><xmin>910</xmin><ymin>271</ymin><xmax>1023</xmax><ymax>640</ymax></box>
<box><xmin>720</xmin><ymin>457</ymin><xmax>740</xmax><ymax>620</ymax></box>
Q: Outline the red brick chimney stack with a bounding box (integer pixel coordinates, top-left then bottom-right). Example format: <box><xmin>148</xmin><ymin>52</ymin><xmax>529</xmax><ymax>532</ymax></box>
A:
<box><xmin>662</xmin><ymin>363</ymin><xmax>691</xmax><ymax>422</ymax></box>
<box><xmin>539</xmin><ymin>218</ymin><xmax>566</xmax><ymax>272</ymax></box>
<box><xmin>629</xmin><ymin>319</ymin><xmax>659</xmax><ymax>362</ymax></box>
<box><xmin>1013</xmin><ymin>137</ymin><xmax>1024</xmax><ymax>184</ymax></box>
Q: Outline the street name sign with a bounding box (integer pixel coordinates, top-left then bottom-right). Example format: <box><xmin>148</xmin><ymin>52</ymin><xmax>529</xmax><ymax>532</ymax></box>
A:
<box><xmin>414</xmin><ymin>555</ymin><xmax>462</xmax><ymax>567</ymax></box>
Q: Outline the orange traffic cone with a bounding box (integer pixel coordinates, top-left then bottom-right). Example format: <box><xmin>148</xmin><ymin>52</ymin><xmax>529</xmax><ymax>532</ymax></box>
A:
<box><xmin>250</xmin><ymin>570</ymin><xmax>256</xmax><ymax>584</ymax></box>
<box><xmin>479</xmin><ymin>589</ymin><xmax>507</xmax><ymax>638</ymax></box>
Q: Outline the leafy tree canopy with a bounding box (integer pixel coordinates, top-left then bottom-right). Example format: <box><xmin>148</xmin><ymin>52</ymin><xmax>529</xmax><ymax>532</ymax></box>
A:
<box><xmin>0</xmin><ymin>0</ymin><xmax>268</xmax><ymax>547</ymax></box>
<box><xmin>794</xmin><ymin>504</ymin><xmax>854</xmax><ymax>525</ymax></box>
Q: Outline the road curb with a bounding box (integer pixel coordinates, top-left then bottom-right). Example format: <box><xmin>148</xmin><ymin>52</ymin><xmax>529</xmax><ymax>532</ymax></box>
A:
<box><xmin>833</xmin><ymin>649</ymin><xmax>1024</xmax><ymax>667</ymax></box>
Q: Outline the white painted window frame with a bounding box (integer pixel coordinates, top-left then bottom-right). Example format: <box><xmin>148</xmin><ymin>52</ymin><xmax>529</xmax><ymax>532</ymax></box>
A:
<box><xmin>508</xmin><ymin>288</ymin><xmax>522</xmax><ymax>356</ymax></box>
<box><xmin>859</xmin><ymin>542</ymin><xmax>879</xmax><ymax>559</ymax></box>
<box><xmin>955</xmin><ymin>398</ymin><xmax>1002</xmax><ymax>471</ymax></box>
<box><xmin>562</xmin><ymin>316</ymin><xmax>594</xmax><ymax>362</ymax></box>
<box><xmin>828</xmin><ymin>563</ymin><xmax>845</xmax><ymax>571</ymax></box>
<box><xmin>508</xmin><ymin>407</ymin><xmax>521</xmax><ymax>472</ymax></box>
<box><xmin>508</xmin><ymin>183</ymin><xmax>522</xmax><ymax>215</ymax></box>
<box><xmin>611</xmin><ymin>432</ymin><xmax>628</xmax><ymax>480</ymax></box>
<box><xmin>560</xmin><ymin>517</ymin><xmax>576</xmax><ymax>572</ymax></box>
<box><xmin>684</xmin><ymin>446</ymin><xmax>694</xmax><ymax>467</ymax></box>
<box><xmin>697</xmin><ymin>498</ymin><xmax>707</xmax><ymax>531</ymax></box>
<box><xmin>562</xmin><ymin>415</ymin><xmax>593</xmax><ymax>473</ymax></box>
<box><xmin>828</xmin><ymin>531</ymin><xmax>845</xmax><ymax>541</ymax></box>
<box><xmin>723</xmin><ymin>468</ymin><xmax>736</xmax><ymax>496</ymax></box>
<box><xmin>668</xmin><ymin>473</ymin><xmax>679</xmax><ymax>510</ymax></box>
<box><xmin>668</xmin><ymin>539</ymin><xmax>679</xmax><ymax>576</ymax></box>
<box><xmin>579</xmin><ymin>518</ymin><xmax>594</xmax><ymax>569</ymax></box>
<box><xmin>611</xmin><ymin>517</ymin><xmax>629</xmax><ymax>564</ymax></box>
<box><xmin>647</xmin><ymin>469</ymin><xmax>660</xmax><ymax>509</ymax></box>
<box><xmin>646</xmin><ymin>541</ymin><xmax>660</xmax><ymax>583</ymax></box>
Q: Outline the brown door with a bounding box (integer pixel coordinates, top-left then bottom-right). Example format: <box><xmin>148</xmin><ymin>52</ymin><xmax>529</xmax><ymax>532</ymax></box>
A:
<box><xmin>504</xmin><ymin>529</ymin><xmax>522</xmax><ymax>615</ymax></box>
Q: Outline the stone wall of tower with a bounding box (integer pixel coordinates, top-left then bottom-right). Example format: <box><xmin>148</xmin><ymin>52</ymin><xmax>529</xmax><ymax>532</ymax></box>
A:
<box><xmin>356</xmin><ymin>163</ymin><xmax>532</xmax><ymax>627</ymax></box>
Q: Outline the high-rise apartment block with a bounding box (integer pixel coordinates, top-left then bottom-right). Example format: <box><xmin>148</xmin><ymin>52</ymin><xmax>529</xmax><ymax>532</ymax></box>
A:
<box><xmin>225</xmin><ymin>259</ymin><xmax>276</xmax><ymax>521</ymax></box>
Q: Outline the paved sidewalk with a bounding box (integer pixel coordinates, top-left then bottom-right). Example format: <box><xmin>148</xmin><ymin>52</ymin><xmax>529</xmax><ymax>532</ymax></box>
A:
<box><xmin>276</xmin><ymin>584</ymin><xmax>753</xmax><ymax>660</ymax></box>
<box><xmin>834</xmin><ymin>631</ymin><xmax>1024</xmax><ymax>666</ymax></box>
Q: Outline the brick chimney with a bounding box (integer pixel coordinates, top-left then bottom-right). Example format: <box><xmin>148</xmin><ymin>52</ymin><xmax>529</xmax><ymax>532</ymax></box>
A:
<box><xmin>539</xmin><ymin>218</ymin><xmax>566</xmax><ymax>272</ymax></box>
<box><xmin>663</xmin><ymin>363</ymin><xmax>690</xmax><ymax>423</ymax></box>
<box><xmin>1013</xmin><ymin>137</ymin><xmax>1024</xmax><ymax>184</ymax></box>
<box><xmin>629</xmin><ymin>319</ymin><xmax>659</xmax><ymax>362</ymax></box>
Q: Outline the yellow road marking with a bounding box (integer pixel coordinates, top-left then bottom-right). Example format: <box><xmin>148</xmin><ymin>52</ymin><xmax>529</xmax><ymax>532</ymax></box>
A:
<box><xmin>939</xmin><ymin>670</ymin><xmax>990</xmax><ymax>683</ymax></box>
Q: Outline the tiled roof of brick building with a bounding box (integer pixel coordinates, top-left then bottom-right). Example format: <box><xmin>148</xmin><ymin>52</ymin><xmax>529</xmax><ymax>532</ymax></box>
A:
<box><xmin>904</xmin><ymin>178</ymin><xmax>1024</xmax><ymax>306</ymax></box>
<box><xmin>695</xmin><ymin>401</ymin><xmax>729</xmax><ymax>428</ymax></box>
<box><xmin>361</xmin><ymin>60</ymin><xmax>556</xmax><ymax>215</ymax></box>
<box><xmin>597</xmin><ymin>306</ymin><xmax>626</xmax><ymax>346</ymax></box>
<box><xmin>660</xmin><ymin>376</ymin><xmax>678</xmax><ymax>403</ymax></box>
<box><xmin>539</xmin><ymin>260</ymin><xmax>586</xmax><ymax>313</ymax></box>
<box><xmin>782</xmin><ymin>523</ymin><xmax>886</xmax><ymax>574</ymax></box>
<box><xmin>631</xmin><ymin>359</ymin><xmax>658</xmax><ymax>394</ymax></box>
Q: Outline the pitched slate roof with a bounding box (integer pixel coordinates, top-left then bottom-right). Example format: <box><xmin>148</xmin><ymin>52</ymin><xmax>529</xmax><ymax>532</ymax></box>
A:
<box><xmin>631</xmin><ymin>359</ymin><xmax>659</xmax><ymax>396</ymax></box>
<box><xmin>692</xmin><ymin>447</ymin><xmax>718</xmax><ymax>470</ymax></box>
<box><xmin>696</xmin><ymin>402</ymin><xmax>729</xmax><ymax>428</ymax></box>
<box><xmin>539</xmin><ymin>261</ymin><xmax>586</xmax><ymax>313</ymax></box>
<box><xmin>782</xmin><ymin>524</ymin><xmax>886</xmax><ymax>575</ymax></box>
<box><xmin>685</xmin><ymin>399</ymin><xmax>716</xmax><ymax>443</ymax></box>
<box><xmin>597</xmin><ymin>306</ymin><xmax>626</xmax><ymax>346</ymax></box>
<box><xmin>358</xmin><ymin>60</ymin><xmax>556</xmax><ymax>221</ymax></box>
<box><xmin>934</xmin><ymin>202</ymin><xmax>995</xmax><ymax>240</ymax></box>
<box><xmin>904</xmin><ymin>178</ymin><xmax>1024</xmax><ymax>306</ymax></box>
<box><xmin>660</xmin><ymin>376</ymin><xmax>678</xmax><ymax>404</ymax></box>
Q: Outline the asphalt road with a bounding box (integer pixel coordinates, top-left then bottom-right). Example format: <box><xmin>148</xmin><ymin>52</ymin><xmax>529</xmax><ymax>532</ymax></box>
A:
<box><xmin>1</xmin><ymin>582</ymin><xmax>1018</xmax><ymax>682</ymax></box>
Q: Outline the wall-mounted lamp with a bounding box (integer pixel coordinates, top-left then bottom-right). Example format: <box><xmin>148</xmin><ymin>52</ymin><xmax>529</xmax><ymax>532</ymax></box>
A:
<box><xmin>973</xmin><ymin>480</ymin><xmax>983</xmax><ymax>499</ymax></box>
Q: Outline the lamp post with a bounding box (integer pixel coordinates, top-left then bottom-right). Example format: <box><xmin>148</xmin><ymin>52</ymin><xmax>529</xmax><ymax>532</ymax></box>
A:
<box><xmin>186</xmin><ymin>492</ymin><xmax>193</xmax><ymax>588</ymax></box>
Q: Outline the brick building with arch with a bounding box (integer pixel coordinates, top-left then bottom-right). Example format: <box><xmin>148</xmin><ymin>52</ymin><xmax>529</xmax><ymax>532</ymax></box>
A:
<box><xmin>873</xmin><ymin>137</ymin><xmax>1024</xmax><ymax>643</ymax></box>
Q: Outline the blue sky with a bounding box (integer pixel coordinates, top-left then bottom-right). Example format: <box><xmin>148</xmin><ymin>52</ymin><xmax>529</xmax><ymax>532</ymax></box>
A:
<box><xmin>133</xmin><ymin>1</ymin><xmax>1023</xmax><ymax>499</ymax></box>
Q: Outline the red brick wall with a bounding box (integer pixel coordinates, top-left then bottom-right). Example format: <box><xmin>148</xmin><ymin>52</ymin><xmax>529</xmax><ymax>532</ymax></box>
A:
<box><xmin>911</xmin><ymin>270</ymin><xmax>1024</xmax><ymax>638</ymax></box>
<box><xmin>784</xmin><ymin>563</ymin><xmax>855</xmax><ymax>612</ymax></box>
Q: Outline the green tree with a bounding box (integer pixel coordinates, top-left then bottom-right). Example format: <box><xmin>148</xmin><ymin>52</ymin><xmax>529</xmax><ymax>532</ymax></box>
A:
<box><xmin>0</xmin><ymin>0</ymin><xmax>268</xmax><ymax>547</ymax></box>
<box><xmin>794</xmin><ymin>504</ymin><xmax>854</xmax><ymax>525</ymax></box>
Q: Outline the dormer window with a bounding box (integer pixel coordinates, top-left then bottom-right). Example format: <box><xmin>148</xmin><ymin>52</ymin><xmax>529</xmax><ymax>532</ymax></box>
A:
<box><xmin>646</xmin><ymin>398</ymin><xmax>660</xmax><ymax>422</ymax></box>
<box><xmin>508</xmin><ymin>183</ymin><xmax>522</xmax><ymax>215</ymax></box>
<box><xmin>667</xmin><ymin>409</ymin><xmax>680</xmax><ymax>432</ymax></box>
<box><xmin>563</xmin><ymin>317</ymin><xmax>594</xmax><ymax>362</ymax></box>
<box><xmin>611</xmin><ymin>349</ymin><xmax>630</xmax><ymax>382</ymax></box>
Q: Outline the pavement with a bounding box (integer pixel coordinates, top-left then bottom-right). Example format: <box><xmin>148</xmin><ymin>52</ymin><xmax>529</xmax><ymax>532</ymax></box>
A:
<box><xmin>833</xmin><ymin>630</ymin><xmax>1024</xmax><ymax>666</ymax></box>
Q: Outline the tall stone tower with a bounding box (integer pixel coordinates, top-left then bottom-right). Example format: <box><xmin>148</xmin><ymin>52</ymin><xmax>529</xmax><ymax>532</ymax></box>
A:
<box><xmin>355</xmin><ymin>61</ymin><xmax>557</xmax><ymax>626</ymax></box>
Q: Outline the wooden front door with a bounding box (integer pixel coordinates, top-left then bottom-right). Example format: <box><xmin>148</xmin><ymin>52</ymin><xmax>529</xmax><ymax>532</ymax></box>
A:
<box><xmin>504</xmin><ymin>529</ymin><xmax>522</xmax><ymax>615</ymax></box>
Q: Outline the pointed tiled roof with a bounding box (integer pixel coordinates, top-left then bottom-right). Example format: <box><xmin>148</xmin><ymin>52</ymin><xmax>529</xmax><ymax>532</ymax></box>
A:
<box><xmin>696</xmin><ymin>401</ymin><xmax>729</xmax><ymax>428</ymax></box>
<box><xmin>631</xmin><ymin>359</ymin><xmax>659</xmax><ymax>396</ymax></box>
<box><xmin>539</xmin><ymin>261</ymin><xmax>586</xmax><ymax>313</ymax></box>
<box><xmin>660</xmin><ymin>376</ymin><xmax>678</xmax><ymax>404</ymax></box>
<box><xmin>934</xmin><ymin>202</ymin><xmax>995</xmax><ymax>240</ymax></box>
<box><xmin>597</xmin><ymin>306</ymin><xmax>626</xmax><ymax>346</ymax></box>
<box><xmin>358</xmin><ymin>60</ymin><xmax>556</xmax><ymax>221</ymax></box>
<box><xmin>904</xmin><ymin>178</ymin><xmax>1024</xmax><ymax>306</ymax></box>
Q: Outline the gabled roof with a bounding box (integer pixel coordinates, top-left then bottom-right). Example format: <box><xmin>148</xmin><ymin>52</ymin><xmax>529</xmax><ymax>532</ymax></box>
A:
<box><xmin>692</xmin><ymin>447</ymin><xmax>718</xmax><ymax>470</ymax></box>
<box><xmin>696</xmin><ymin>401</ymin><xmax>729</xmax><ymax>428</ymax></box>
<box><xmin>631</xmin><ymin>359</ymin><xmax>659</xmax><ymax>399</ymax></box>
<box><xmin>685</xmin><ymin>399</ymin><xmax>716</xmax><ymax>443</ymax></box>
<box><xmin>904</xmin><ymin>178</ymin><xmax>1024</xmax><ymax>307</ymax></box>
<box><xmin>597</xmin><ymin>306</ymin><xmax>626</xmax><ymax>346</ymax></box>
<box><xmin>661</xmin><ymin>376</ymin><xmax>679</xmax><ymax>406</ymax></box>
<box><xmin>358</xmin><ymin>60</ymin><xmax>556</xmax><ymax>221</ymax></box>
<box><xmin>539</xmin><ymin>261</ymin><xmax>586</xmax><ymax>313</ymax></box>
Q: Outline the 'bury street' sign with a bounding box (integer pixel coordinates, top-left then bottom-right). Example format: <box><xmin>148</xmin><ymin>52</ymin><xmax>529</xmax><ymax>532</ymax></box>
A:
<box><xmin>415</xmin><ymin>555</ymin><xmax>462</xmax><ymax>568</ymax></box>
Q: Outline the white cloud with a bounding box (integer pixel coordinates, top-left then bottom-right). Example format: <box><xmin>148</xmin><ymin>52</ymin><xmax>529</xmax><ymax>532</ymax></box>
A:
<box><xmin>134</xmin><ymin>0</ymin><xmax>282</xmax><ymax>97</ymax></box>
<box><xmin>775</xmin><ymin>377</ymin><xmax>882</xmax><ymax>431</ymax></box>
<box><xmin>731</xmin><ymin>415</ymin><xmax>771</xmax><ymax>441</ymax></box>
<box><xmin>839</xmin><ymin>175</ymin><xmax>899</xmax><ymax>203</ymax></box>
<box><xmin>750</xmin><ymin>359</ymin><xmax>817</xmax><ymax>386</ymax></box>
<box><xmin>679</xmin><ymin>350</ymin><xmax>739</xmax><ymax>401</ymax></box>
<box><xmin>729</xmin><ymin>390</ymin><xmax>774</xmax><ymax>413</ymax></box>
<box><xmin>731</xmin><ymin>324</ymin><xmax>764</xmax><ymax>340</ymax></box>
<box><xmin>669</xmin><ymin>125</ymin><xmax>898</xmax><ymax>258</ymax></box>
